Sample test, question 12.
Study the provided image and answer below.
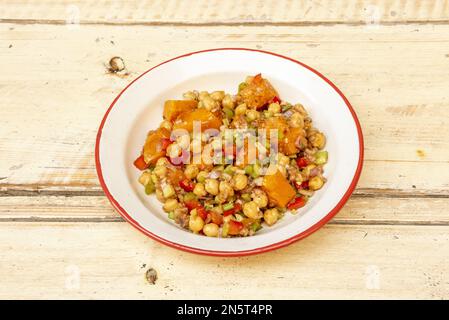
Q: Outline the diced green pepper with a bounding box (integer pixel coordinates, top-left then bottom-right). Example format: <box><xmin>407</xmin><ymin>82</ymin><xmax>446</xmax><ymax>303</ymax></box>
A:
<box><xmin>224</xmin><ymin>165</ymin><xmax>234</xmax><ymax>175</ymax></box>
<box><xmin>223</xmin><ymin>107</ymin><xmax>234</xmax><ymax>120</ymax></box>
<box><xmin>168</xmin><ymin>211</ymin><xmax>175</xmax><ymax>220</ymax></box>
<box><xmin>238</xmin><ymin>82</ymin><xmax>248</xmax><ymax>92</ymax></box>
<box><xmin>278</xmin><ymin>129</ymin><xmax>284</xmax><ymax>140</ymax></box>
<box><xmin>281</xmin><ymin>104</ymin><xmax>292</xmax><ymax>112</ymax></box>
<box><xmin>145</xmin><ymin>180</ymin><xmax>155</xmax><ymax>195</ymax></box>
<box><xmin>183</xmin><ymin>192</ymin><xmax>197</xmax><ymax>202</ymax></box>
<box><xmin>222</xmin><ymin>202</ymin><xmax>234</xmax><ymax>211</ymax></box>
<box><xmin>244</xmin><ymin>165</ymin><xmax>253</xmax><ymax>176</ymax></box>
<box><xmin>315</xmin><ymin>151</ymin><xmax>328</xmax><ymax>165</ymax></box>
<box><xmin>222</xmin><ymin>223</ymin><xmax>229</xmax><ymax>237</ymax></box>
<box><xmin>251</xmin><ymin>221</ymin><xmax>262</xmax><ymax>232</ymax></box>
<box><xmin>251</xmin><ymin>163</ymin><xmax>261</xmax><ymax>178</ymax></box>
<box><xmin>241</xmin><ymin>193</ymin><xmax>251</xmax><ymax>202</ymax></box>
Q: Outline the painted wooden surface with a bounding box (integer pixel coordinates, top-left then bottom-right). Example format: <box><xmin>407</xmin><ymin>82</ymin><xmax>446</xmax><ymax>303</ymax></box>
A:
<box><xmin>0</xmin><ymin>0</ymin><xmax>448</xmax><ymax>299</ymax></box>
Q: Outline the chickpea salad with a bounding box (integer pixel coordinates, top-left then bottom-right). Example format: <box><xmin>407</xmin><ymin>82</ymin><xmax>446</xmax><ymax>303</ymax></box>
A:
<box><xmin>134</xmin><ymin>74</ymin><xmax>328</xmax><ymax>238</ymax></box>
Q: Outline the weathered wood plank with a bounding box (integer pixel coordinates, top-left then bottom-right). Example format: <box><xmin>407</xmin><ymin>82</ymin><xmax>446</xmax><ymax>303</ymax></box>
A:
<box><xmin>1</xmin><ymin>24</ymin><xmax>448</xmax><ymax>194</ymax></box>
<box><xmin>0</xmin><ymin>222</ymin><xmax>448</xmax><ymax>299</ymax></box>
<box><xmin>1</xmin><ymin>0</ymin><xmax>448</xmax><ymax>25</ymax></box>
<box><xmin>1</xmin><ymin>195</ymin><xmax>449</xmax><ymax>225</ymax></box>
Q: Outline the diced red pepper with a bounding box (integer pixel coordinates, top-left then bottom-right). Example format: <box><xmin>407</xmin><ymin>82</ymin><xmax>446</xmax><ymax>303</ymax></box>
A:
<box><xmin>185</xmin><ymin>200</ymin><xmax>201</xmax><ymax>211</ymax></box>
<box><xmin>287</xmin><ymin>197</ymin><xmax>306</xmax><ymax>210</ymax></box>
<box><xmin>223</xmin><ymin>203</ymin><xmax>242</xmax><ymax>217</ymax></box>
<box><xmin>160</xmin><ymin>138</ymin><xmax>172</xmax><ymax>151</ymax></box>
<box><xmin>133</xmin><ymin>155</ymin><xmax>149</xmax><ymax>170</ymax></box>
<box><xmin>179</xmin><ymin>179</ymin><xmax>195</xmax><ymax>192</ymax></box>
<box><xmin>271</xmin><ymin>96</ymin><xmax>281</xmax><ymax>104</ymax></box>
<box><xmin>252</xmin><ymin>73</ymin><xmax>263</xmax><ymax>83</ymax></box>
<box><xmin>227</xmin><ymin>220</ymin><xmax>244</xmax><ymax>235</ymax></box>
<box><xmin>294</xmin><ymin>180</ymin><xmax>309</xmax><ymax>190</ymax></box>
<box><xmin>209</xmin><ymin>211</ymin><xmax>223</xmax><ymax>225</ymax></box>
<box><xmin>196</xmin><ymin>206</ymin><xmax>208</xmax><ymax>220</ymax></box>
<box><xmin>296</xmin><ymin>157</ymin><xmax>309</xmax><ymax>168</ymax></box>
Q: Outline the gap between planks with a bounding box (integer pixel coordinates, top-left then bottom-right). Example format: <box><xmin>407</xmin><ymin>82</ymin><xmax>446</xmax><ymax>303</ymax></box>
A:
<box><xmin>1</xmin><ymin>185</ymin><xmax>448</xmax><ymax>198</ymax></box>
<box><xmin>2</xmin><ymin>19</ymin><xmax>449</xmax><ymax>27</ymax></box>
<box><xmin>2</xmin><ymin>217</ymin><xmax>449</xmax><ymax>226</ymax></box>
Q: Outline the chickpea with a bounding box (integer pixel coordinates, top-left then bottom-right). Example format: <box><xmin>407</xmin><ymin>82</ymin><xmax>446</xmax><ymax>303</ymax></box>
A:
<box><xmin>219</xmin><ymin>181</ymin><xmax>234</xmax><ymax>198</ymax></box>
<box><xmin>235</xmin><ymin>103</ymin><xmax>247</xmax><ymax>116</ymax></box>
<box><xmin>184</xmin><ymin>164</ymin><xmax>199</xmax><ymax>179</ymax></box>
<box><xmin>199</xmin><ymin>91</ymin><xmax>209</xmax><ymax>100</ymax></box>
<box><xmin>243</xmin><ymin>201</ymin><xmax>260</xmax><ymax>219</ymax></box>
<box><xmin>153</xmin><ymin>165</ymin><xmax>167</xmax><ymax>178</ymax></box>
<box><xmin>160</xmin><ymin>120</ymin><xmax>172</xmax><ymax>130</ymax></box>
<box><xmin>251</xmin><ymin>189</ymin><xmax>268</xmax><ymax>208</ymax></box>
<box><xmin>176</xmin><ymin>134</ymin><xmax>190</xmax><ymax>150</ymax></box>
<box><xmin>293</xmin><ymin>103</ymin><xmax>308</xmax><ymax>115</ymax></box>
<box><xmin>268</xmin><ymin>102</ymin><xmax>281</xmax><ymax>114</ymax></box>
<box><xmin>202</xmin><ymin>96</ymin><xmax>218</xmax><ymax>111</ymax></box>
<box><xmin>215</xmin><ymin>194</ymin><xmax>227</xmax><ymax>204</ymax></box>
<box><xmin>233</xmin><ymin>174</ymin><xmax>248</xmax><ymax>191</ymax></box>
<box><xmin>183</xmin><ymin>91</ymin><xmax>198</xmax><ymax>100</ymax></box>
<box><xmin>289</xmin><ymin>112</ymin><xmax>304</xmax><ymax>128</ymax></box>
<box><xmin>246</xmin><ymin>109</ymin><xmax>260</xmax><ymax>122</ymax></box>
<box><xmin>203</xmin><ymin>223</ymin><xmax>219</xmax><ymax>237</ymax></box>
<box><xmin>310</xmin><ymin>132</ymin><xmax>326</xmax><ymax>149</ymax></box>
<box><xmin>193</xmin><ymin>183</ymin><xmax>207</xmax><ymax>197</ymax></box>
<box><xmin>163</xmin><ymin>199</ymin><xmax>179</xmax><ymax>212</ymax></box>
<box><xmin>167</xmin><ymin>143</ymin><xmax>181</xmax><ymax>159</ymax></box>
<box><xmin>210</xmin><ymin>91</ymin><xmax>225</xmax><ymax>101</ymax></box>
<box><xmin>277</xmin><ymin>153</ymin><xmax>290</xmax><ymax>166</ymax></box>
<box><xmin>156</xmin><ymin>157</ymin><xmax>169</xmax><ymax>166</ymax></box>
<box><xmin>222</xmin><ymin>94</ymin><xmax>234</xmax><ymax>109</ymax></box>
<box><xmin>309</xmin><ymin>176</ymin><xmax>324</xmax><ymax>191</ymax></box>
<box><xmin>211</xmin><ymin>138</ymin><xmax>222</xmax><ymax>150</ymax></box>
<box><xmin>263</xmin><ymin>208</ymin><xmax>279</xmax><ymax>226</ymax></box>
<box><xmin>138</xmin><ymin>171</ymin><xmax>152</xmax><ymax>186</ymax></box>
<box><xmin>303</xmin><ymin>164</ymin><xmax>316</xmax><ymax>177</ymax></box>
<box><xmin>205</xmin><ymin>178</ymin><xmax>219</xmax><ymax>195</ymax></box>
<box><xmin>156</xmin><ymin>189</ymin><xmax>165</xmax><ymax>202</ymax></box>
<box><xmin>196</xmin><ymin>171</ymin><xmax>208</xmax><ymax>183</ymax></box>
<box><xmin>189</xmin><ymin>215</ymin><xmax>205</xmax><ymax>233</ymax></box>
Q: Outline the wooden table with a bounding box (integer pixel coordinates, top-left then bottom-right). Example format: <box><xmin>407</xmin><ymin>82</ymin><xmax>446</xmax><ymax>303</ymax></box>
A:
<box><xmin>1</xmin><ymin>0</ymin><xmax>448</xmax><ymax>299</ymax></box>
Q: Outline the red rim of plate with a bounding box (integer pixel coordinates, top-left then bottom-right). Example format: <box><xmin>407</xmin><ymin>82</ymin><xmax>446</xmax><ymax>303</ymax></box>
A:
<box><xmin>95</xmin><ymin>48</ymin><xmax>364</xmax><ymax>257</ymax></box>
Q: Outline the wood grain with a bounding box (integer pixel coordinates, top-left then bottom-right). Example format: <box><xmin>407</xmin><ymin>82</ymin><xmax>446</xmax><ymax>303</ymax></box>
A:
<box><xmin>0</xmin><ymin>222</ymin><xmax>448</xmax><ymax>299</ymax></box>
<box><xmin>1</xmin><ymin>0</ymin><xmax>448</xmax><ymax>25</ymax></box>
<box><xmin>1</xmin><ymin>23</ymin><xmax>448</xmax><ymax>194</ymax></box>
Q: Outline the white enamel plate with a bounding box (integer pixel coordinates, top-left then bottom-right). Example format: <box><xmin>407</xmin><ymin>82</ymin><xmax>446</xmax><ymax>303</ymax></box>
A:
<box><xmin>96</xmin><ymin>48</ymin><xmax>364</xmax><ymax>256</ymax></box>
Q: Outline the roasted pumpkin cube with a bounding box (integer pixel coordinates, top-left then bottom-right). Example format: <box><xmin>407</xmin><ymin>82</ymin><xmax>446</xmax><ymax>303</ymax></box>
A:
<box><xmin>163</xmin><ymin>100</ymin><xmax>197</xmax><ymax>122</ymax></box>
<box><xmin>173</xmin><ymin>108</ymin><xmax>222</xmax><ymax>132</ymax></box>
<box><xmin>262</xmin><ymin>170</ymin><xmax>296</xmax><ymax>208</ymax></box>
<box><xmin>236</xmin><ymin>74</ymin><xmax>278</xmax><ymax>109</ymax></box>
<box><xmin>143</xmin><ymin>127</ymin><xmax>171</xmax><ymax>165</ymax></box>
<box><xmin>281</xmin><ymin>127</ymin><xmax>303</xmax><ymax>155</ymax></box>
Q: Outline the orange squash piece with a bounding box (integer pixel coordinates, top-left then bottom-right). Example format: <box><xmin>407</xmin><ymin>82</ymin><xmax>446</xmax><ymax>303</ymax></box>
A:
<box><xmin>163</xmin><ymin>100</ymin><xmax>197</xmax><ymax>122</ymax></box>
<box><xmin>173</xmin><ymin>108</ymin><xmax>222</xmax><ymax>132</ymax></box>
<box><xmin>262</xmin><ymin>170</ymin><xmax>296</xmax><ymax>208</ymax></box>
<box><xmin>143</xmin><ymin>127</ymin><xmax>171</xmax><ymax>165</ymax></box>
<box><xmin>236</xmin><ymin>74</ymin><xmax>278</xmax><ymax>109</ymax></box>
<box><xmin>281</xmin><ymin>127</ymin><xmax>303</xmax><ymax>155</ymax></box>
